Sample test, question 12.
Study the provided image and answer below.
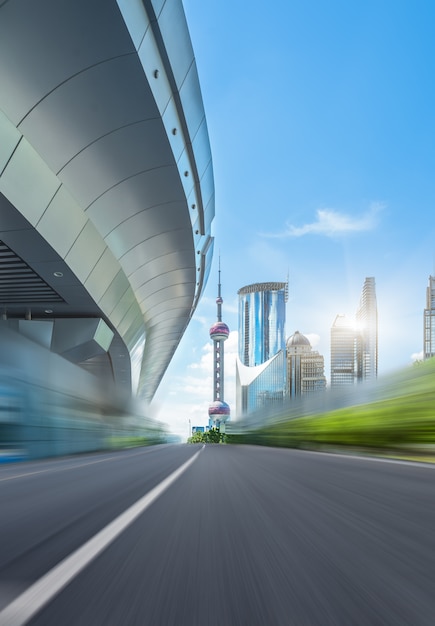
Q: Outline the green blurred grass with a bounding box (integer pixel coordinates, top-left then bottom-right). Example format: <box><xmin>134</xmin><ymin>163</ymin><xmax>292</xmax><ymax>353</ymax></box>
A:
<box><xmin>107</xmin><ymin>435</ymin><xmax>158</xmax><ymax>449</ymax></box>
<box><xmin>228</xmin><ymin>359</ymin><xmax>435</xmax><ymax>461</ymax></box>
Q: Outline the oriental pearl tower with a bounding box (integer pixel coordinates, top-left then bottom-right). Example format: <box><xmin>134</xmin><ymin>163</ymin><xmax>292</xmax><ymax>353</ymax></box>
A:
<box><xmin>208</xmin><ymin>259</ymin><xmax>230</xmax><ymax>430</ymax></box>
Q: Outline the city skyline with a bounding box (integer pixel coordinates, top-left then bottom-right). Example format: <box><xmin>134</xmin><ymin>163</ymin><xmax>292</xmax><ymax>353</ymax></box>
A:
<box><xmin>152</xmin><ymin>266</ymin><xmax>431</xmax><ymax>438</ymax></box>
<box><xmin>152</xmin><ymin>0</ymin><xmax>435</xmax><ymax>440</ymax></box>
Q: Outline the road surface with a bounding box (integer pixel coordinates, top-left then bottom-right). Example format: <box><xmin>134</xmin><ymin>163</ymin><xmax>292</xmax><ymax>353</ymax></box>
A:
<box><xmin>0</xmin><ymin>444</ymin><xmax>434</xmax><ymax>625</ymax></box>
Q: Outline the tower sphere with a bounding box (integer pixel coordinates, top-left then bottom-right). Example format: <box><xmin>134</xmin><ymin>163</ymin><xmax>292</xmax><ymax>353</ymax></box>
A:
<box><xmin>208</xmin><ymin>400</ymin><xmax>230</xmax><ymax>418</ymax></box>
<box><xmin>209</xmin><ymin>321</ymin><xmax>229</xmax><ymax>341</ymax></box>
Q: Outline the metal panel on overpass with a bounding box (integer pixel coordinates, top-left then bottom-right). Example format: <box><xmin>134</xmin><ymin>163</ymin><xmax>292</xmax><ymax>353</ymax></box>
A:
<box><xmin>0</xmin><ymin>0</ymin><xmax>214</xmax><ymax>404</ymax></box>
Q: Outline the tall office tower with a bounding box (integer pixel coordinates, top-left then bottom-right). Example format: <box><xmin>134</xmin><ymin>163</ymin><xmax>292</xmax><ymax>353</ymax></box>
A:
<box><xmin>356</xmin><ymin>277</ymin><xmax>378</xmax><ymax>380</ymax></box>
<box><xmin>424</xmin><ymin>275</ymin><xmax>435</xmax><ymax>359</ymax></box>
<box><xmin>287</xmin><ymin>331</ymin><xmax>326</xmax><ymax>396</ymax></box>
<box><xmin>238</xmin><ymin>282</ymin><xmax>287</xmax><ymax>366</ymax></box>
<box><xmin>208</xmin><ymin>262</ymin><xmax>230</xmax><ymax>429</ymax></box>
<box><xmin>330</xmin><ymin>277</ymin><xmax>378</xmax><ymax>388</ymax></box>
<box><xmin>330</xmin><ymin>314</ymin><xmax>358</xmax><ymax>387</ymax></box>
<box><xmin>236</xmin><ymin>282</ymin><xmax>288</xmax><ymax>416</ymax></box>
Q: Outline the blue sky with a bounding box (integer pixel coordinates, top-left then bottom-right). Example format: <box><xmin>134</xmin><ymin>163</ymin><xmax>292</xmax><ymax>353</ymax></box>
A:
<box><xmin>151</xmin><ymin>0</ymin><xmax>435</xmax><ymax>439</ymax></box>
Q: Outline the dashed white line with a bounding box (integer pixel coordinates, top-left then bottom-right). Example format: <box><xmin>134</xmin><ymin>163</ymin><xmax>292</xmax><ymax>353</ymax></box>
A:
<box><xmin>0</xmin><ymin>446</ymin><xmax>204</xmax><ymax>626</ymax></box>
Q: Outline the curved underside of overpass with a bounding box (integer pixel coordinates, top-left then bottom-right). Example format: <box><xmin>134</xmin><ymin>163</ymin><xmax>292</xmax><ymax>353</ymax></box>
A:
<box><xmin>0</xmin><ymin>0</ymin><xmax>214</xmax><ymax>405</ymax></box>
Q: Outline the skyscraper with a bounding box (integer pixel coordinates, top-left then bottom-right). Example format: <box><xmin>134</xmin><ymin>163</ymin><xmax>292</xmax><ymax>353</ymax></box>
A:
<box><xmin>330</xmin><ymin>314</ymin><xmax>358</xmax><ymax>387</ymax></box>
<box><xmin>238</xmin><ymin>282</ymin><xmax>287</xmax><ymax>367</ymax></box>
<box><xmin>330</xmin><ymin>277</ymin><xmax>378</xmax><ymax>387</ymax></box>
<box><xmin>236</xmin><ymin>281</ymin><xmax>287</xmax><ymax>416</ymax></box>
<box><xmin>208</xmin><ymin>261</ymin><xmax>230</xmax><ymax>429</ymax></box>
<box><xmin>424</xmin><ymin>275</ymin><xmax>435</xmax><ymax>360</ymax></box>
<box><xmin>287</xmin><ymin>331</ymin><xmax>326</xmax><ymax>396</ymax></box>
<box><xmin>356</xmin><ymin>277</ymin><xmax>378</xmax><ymax>380</ymax></box>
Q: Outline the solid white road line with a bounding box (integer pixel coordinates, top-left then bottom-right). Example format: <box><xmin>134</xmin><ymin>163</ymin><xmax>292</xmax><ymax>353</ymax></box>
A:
<box><xmin>0</xmin><ymin>446</ymin><xmax>204</xmax><ymax>626</ymax></box>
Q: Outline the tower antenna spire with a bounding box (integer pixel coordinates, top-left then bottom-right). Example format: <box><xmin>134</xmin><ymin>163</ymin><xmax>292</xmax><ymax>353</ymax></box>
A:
<box><xmin>217</xmin><ymin>253</ymin><xmax>222</xmax><ymax>321</ymax></box>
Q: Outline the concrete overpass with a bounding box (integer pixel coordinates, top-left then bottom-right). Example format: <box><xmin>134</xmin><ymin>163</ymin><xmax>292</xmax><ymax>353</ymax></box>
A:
<box><xmin>0</xmin><ymin>0</ymin><xmax>214</xmax><ymax>410</ymax></box>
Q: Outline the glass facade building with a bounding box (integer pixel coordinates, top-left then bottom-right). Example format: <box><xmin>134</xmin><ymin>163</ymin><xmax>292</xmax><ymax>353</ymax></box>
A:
<box><xmin>356</xmin><ymin>277</ymin><xmax>378</xmax><ymax>380</ymax></box>
<box><xmin>238</xmin><ymin>282</ymin><xmax>287</xmax><ymax>367</ymax></box>
<box><xmin>236</xmin><ymin>282</ymin><xmax>287</xmax><ymax>416</ymax></box>
<box><xmin>236</xmin><ymin>351</ymin><xmax>287</xmax><ymax>416</ymax></box>
<box><xmin>330</xmin><ymin>314</ymin><xmax>358</xmax><ymax>387</ymax></box>
<box><xmin>330</xmin><ymin>277</ymin><xmax>378</xmax><ymax>387</ymax></box>
<box><xmin>424</xmin><ymin>275</ymin><xmax>435</xmax><ymax>359</ymax></box>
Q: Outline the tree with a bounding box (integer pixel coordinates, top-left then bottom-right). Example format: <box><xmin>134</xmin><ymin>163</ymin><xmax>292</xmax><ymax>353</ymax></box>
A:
<box><xmin>205</xmin><ymin>428</ymin><xmax>221</xmax><ymax>443</ymax></box>
<box><xmin>187</xmin><ymin>430</ymin><xmax>206</xmax><ymax>443</ymax></box>
<box><xmin>187</xmin><ymin>427</ymin><xmax>225</xmax><ymax>444</ymax></box>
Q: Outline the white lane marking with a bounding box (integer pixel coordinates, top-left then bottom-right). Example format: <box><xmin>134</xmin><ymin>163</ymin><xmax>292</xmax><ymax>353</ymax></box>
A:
<box><xmin>0</xmin><ymin>446</ymin><xmax>204</xmax><ymax>626</ymax></box>
<box><xmin>0</xmin><ymin>447</ymin><xmax>157</xmax><ymax>483</ymax></box>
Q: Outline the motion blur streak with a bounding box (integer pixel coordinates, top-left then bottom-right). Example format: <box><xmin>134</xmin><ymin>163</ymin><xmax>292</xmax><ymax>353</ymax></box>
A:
<box><xmin>0</xmin><ymin>446</ymin><xmax>202</xmax><ymax>626</ymax></box>
<box><xmin>230</xmin><ymin>359</ymin><xmax>435</xmax><ymax>457</ymax></box>
<box><xmin>0</xmin><ymin>444</ymin><xmax>434</xmax><ymax>624</ymax></box>
<box><xmin>0</xmin><ymin>327</ymin><xmax>167</xmax><ymax>463</ymax></box>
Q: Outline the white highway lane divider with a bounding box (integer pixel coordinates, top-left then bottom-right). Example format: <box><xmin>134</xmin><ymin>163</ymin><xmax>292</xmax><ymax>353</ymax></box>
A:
<box><xmin>0</xmin><ymin>446</ymin><xmax>204</xmax><ymax>626</ymax></box>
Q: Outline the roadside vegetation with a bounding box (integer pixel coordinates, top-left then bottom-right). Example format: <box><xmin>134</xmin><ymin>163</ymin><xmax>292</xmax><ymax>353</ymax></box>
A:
<box><xmin>187</xmin><ymin>428</ymin><xmax>225</xmax><ymax>444</ymax></box>
<box><xmin>226</xmin><ymin>359</ymin><xmax>435</xmax><ymax>460</ymax></box>
<box><xmin>107</xmin><ymin>429</ymin><xmax>167</xmax><ymax>449</ymax></box>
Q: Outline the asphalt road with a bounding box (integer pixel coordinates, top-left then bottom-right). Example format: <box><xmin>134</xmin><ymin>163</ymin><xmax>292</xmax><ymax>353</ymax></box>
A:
<box><xmin>0</xmin><ymin>444</ymin><xmax>434</xmax><ymax>625</ymax></box>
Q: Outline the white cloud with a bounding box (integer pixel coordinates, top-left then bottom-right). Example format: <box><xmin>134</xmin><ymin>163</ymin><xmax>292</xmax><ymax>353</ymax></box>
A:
<box><xmin>411</xmin><ymin>350</ymin><xmax>424</xmax><ymax>362</ymax></box>
<box><xmin>262</xmin><ymin>202</ymin><xmax>384</xmax><ymax>239</ymax></box>
<box><xmin>305</xmin><ymin>333</ymin><xmax>320</xmax><ymax>348</ymax></box>
<box><xmin>188</xmin><ymin>342</ymin><xmax>213</xmax><ymax>372</ymax></box>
